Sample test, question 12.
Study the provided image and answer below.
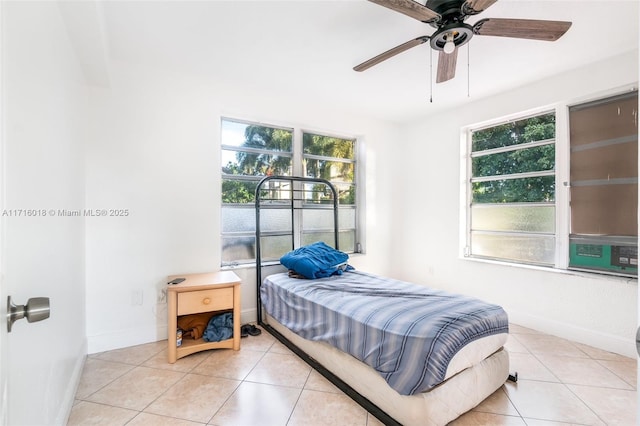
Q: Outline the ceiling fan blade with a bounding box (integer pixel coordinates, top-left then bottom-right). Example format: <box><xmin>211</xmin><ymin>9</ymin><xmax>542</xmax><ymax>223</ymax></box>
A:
<box><xmin>354</xmin><ymin>36</ymin><xmax>429</xmax><ymax>72</ymax></box>
<box><xmin>436</xmin><ymin>48</ymin><xmax>458</xmax><ymax>83</ymax></box>
<box><xmin>368</xmin><ymin>0</ymin><xmax>440</xmax><ymax>23</ymax></box>
<box><xmin>474</xmin><ymin>18</ymin><xmax>572</xmax><ymax>41</ymax></box>
<box><xmin>463</xmin><ymin>0</ymin><xmax>498</xmax><ymax>15</ymax></box>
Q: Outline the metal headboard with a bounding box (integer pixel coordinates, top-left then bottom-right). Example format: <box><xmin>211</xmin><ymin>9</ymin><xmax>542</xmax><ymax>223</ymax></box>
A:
<box><xmin>253</xmin><ymin>175</ymin><xmax>401</xmax><ymax>426</ymax></box>
<box><xmin>255</xmin><ymin>175</ymin><xmax>339</xmax><ymax>323</ymax></box>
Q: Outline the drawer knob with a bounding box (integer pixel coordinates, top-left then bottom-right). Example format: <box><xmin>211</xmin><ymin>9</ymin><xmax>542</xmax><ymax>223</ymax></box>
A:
<box><xmin>202</xmin><ymin>298</ymin><xmax>211</xmax><ymax>305</ymax></box>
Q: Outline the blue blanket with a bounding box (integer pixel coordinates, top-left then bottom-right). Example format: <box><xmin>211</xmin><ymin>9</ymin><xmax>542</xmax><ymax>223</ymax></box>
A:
<box><xmin>261</xmin><ymin>271</ymin><xmax>509</xmax><ymax>395</ymax></box>
<box><xmin>280</xmin><ymin>241</ymin><xmax>351</xmax><ymax>279</ymax></box>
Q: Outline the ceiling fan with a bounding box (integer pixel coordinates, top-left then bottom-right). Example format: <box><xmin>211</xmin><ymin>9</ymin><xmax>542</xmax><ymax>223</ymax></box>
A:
<box><xmin>354</xmin><ymin>0</ymin><xmax>572</xmax><ymax>83</ymax></box>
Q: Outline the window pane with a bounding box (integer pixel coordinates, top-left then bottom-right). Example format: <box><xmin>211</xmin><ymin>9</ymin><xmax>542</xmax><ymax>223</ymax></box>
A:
<box><xmin>222</xmin><ymin>236</ymin><xmax>255</xmax><ymax>263</ymax></box>
<box><xmin>222</xmin><ymin>119</ymin><xmax>292</xmax><ymax>151</ymax></box>
<box><xmin>222</xmin><ymin>149</ymin><xmax>292</xmax><ymax>177</ymax></box>
<box><xmin>303</xmin><ymin>209</ymin><xmax>334</xmax><ymax>231</ymax></box>
<box><xmin>222</xmin><ymin>179</ymin><xmax>258</xmax><ymax>204</ymax></box>
<box><xmin>302</xmin><ymin>233</ymin><xmax>334</xmax><ymax>247</ymax></box>
<box><xmin>301</xmin><ymin>183</ymin><xmax>338</xmax><ymax>204</ymax></box>
<box><xmin>302</xmin><ymin>208</ymin><xmax>355</xmax><ymax>231</ymax></box>
<box><xmin>339</xmin><ymin>208</ymin><xmax>356</xmax><ymax>229</ymax></box>
<box><xmin>257</xmin><ymin>180</ymin><xmax>294</xmax><ymax>205</ymax></box>
<box><xmin>260</xmin><ymin>235</ymin><xmax>293</xmax><ymax>261</ymax></box>
<box><xmin>304</xmin><ymin>159</ymin><xmax>354</xmax><ymax>182</ymax></box>
<box><xmin>336</xmin><ymin>183</ymin><xmax>356</xmax><ymax>205</ymax></box>
<box><xmin>472</xmin><ymin>176</ymin><xmax>555</xmax><ymax>203</ymax></box>
<box><xmin>472</xmin><ymin>144</ymin><xmax>555</xmax><ymax>177</ymax></box>
<box><xmin>222</xmin><ymin>207</ymin><xmax>255</xmax><ymax>233</ymax></box>
<box><xmin>472</xmin><ymin>205</ymin><xmax>555</xmax><ymax>233</ymax></box>
<box><xmin>338</xmin><ymin>230</ymin><xmax>356</xmax><ymax>253</ymax></box>
<box><xmin>302</xmin><ymin>230</ymin><xmax>355</xmax><ymax>253</ymax></box>
<box><xmin>472</xmin><ymin>112</ymin><xmax>555</xmax><ymax>152</ymax></box>
<box><xmin>571</xmin><ymin>184</ymin><xmax>638</xmax><ymax>236</ymax></box>
<box><xmin>303</xmin><ymin>133</ymin><xmax>354</xmax><ymax>160</ymax></box>
<box><xmin>261</xmin><ymin>209</ymin><xmax>292</xmax><ymax>233</ymax></box>
<box><xmin>471</xmin><ymin>232</ymin><xmax>555</xmax><ymax>265</ymax></box>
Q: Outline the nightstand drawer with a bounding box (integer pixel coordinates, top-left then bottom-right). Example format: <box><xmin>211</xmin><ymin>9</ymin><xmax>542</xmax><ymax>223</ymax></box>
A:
<box><xmin>177</xmin><ymin>287</ymin><xmax>234</xmax><ymax>315</ymax></box>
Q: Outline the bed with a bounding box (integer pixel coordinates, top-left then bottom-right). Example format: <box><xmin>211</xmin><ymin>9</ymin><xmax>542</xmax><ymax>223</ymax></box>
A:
<box><xmin>254</xmin><ymin>176</ymin><xmax>512</xmax><ymax>426</ymax></box>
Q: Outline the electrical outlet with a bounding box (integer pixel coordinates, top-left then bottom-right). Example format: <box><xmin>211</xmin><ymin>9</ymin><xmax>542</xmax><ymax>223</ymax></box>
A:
<box><xmin>158</xmin><ymin>288</ymin><xmax>167</xmax><ymax>303</ymax></box>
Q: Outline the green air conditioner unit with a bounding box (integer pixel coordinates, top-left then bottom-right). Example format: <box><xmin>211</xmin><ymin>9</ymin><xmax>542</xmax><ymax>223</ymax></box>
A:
<box><xmin>569</xmin><ymin>235</ymin><xmax>637</xmax><ymax>277</ymax></box>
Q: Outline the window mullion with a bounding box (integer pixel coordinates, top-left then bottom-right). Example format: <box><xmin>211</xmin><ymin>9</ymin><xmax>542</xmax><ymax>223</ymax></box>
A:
<box><xmin>471</xmin><ymin>169</ymin><xmax>555</xmax><ymax>183</ymax></box>
<box><xmin>471</xmin><ymin>138</ymin><xmax>555</xmax><ymax>158</ymax></box>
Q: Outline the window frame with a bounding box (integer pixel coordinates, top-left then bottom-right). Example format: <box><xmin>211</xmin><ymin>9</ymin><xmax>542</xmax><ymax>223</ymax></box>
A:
<box><xmin>461</xmin><ymin>87</ymin><xmax>638</xmax><ymax>279</ymax></box>
<box><xmin>464</xmin><ymin>107</ymin><xmax>558</xmax><ymax>267</ymax></box>
<box><xmin>220</xmin><ymin>117</ymin><xmax>361</xmax><ymax>267</ymax></box>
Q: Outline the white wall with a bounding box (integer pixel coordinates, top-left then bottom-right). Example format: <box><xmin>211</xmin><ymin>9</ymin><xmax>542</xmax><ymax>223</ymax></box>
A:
<box><xmin>3</xmin><ymin>1</ymin><xmax>87</xmax><ymax>423</ymax></box>
<box><xmin>392</xmin><ymin>50</ymin><xmax>639</xmax><ymax>357</ymax></box>
<box><xmin>84</xmin><ymin>61</ymin><xmax>399</xmax><ymax>353</ymax></box>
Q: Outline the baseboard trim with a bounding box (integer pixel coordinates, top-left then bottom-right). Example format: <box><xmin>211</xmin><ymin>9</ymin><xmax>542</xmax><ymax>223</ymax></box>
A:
<box><xmin>508</xmin><ymin>310</ymin><xmax>636</xmax><ymax>358</ymax></box>
<box><xmin>55</xmin><ymin>338</ymin><xmax>87</xmax><ymax>425</ymax></box>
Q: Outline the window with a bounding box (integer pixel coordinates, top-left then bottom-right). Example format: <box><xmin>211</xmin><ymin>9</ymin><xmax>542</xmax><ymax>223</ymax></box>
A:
<box><xmin>466</xmin><ymin>112</ymin><xmax>556</xmax><ymax>266</ymax></box>
<box><xmin>302</xmin><ymin>132</ymin><xmax>357</xmax><ymax>251</ymax></box>
<box><xmin>221</xmin><ymin>118</ymin><xmax>358</xmax><ymax>266</ymax></box>
<box><xmin>568</xmin><ymin>92</ymin><xmax>638</xmax><ymax>275</ymax></box>
<box><xmin>465</xmin><ymin>90</ymin><xmax>638</xmax><ymax>277</ymax></box>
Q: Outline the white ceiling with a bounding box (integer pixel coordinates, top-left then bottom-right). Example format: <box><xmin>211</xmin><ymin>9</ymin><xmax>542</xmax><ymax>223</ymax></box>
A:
<box><xmin>78</xmin><ymin>0</ymin><xmax>639</xmax><ymax>123</ymax></box>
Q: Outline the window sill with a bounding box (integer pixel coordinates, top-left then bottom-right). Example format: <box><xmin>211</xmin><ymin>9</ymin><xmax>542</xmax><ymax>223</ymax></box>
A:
<box><xmin>461</xmin><ymin>255</ymin><xmax>638</xmax><ymax>284</ymax></box>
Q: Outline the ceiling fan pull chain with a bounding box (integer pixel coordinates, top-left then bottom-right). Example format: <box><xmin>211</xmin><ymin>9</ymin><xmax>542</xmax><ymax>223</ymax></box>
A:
<box><xmin>429</xmin><ymin>48</ymin><xmax>433</xmax><ymax>103</ymax></box>
<box><xmin>467</xmin><ymin>43</ymin><xmax>470</xmax><ymax>98</ymax></box>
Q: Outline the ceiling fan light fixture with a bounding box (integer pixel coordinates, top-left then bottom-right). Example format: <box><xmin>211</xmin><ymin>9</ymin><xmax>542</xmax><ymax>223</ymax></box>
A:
<box><xmin>443</xmin><ymin>36</ymin><xmax>456</xmax><ymax>54</ymax></box>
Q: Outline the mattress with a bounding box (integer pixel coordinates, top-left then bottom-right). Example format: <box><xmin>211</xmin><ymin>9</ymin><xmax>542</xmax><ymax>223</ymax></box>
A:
<box><xmin>261</xmin><ymin>271</ymin><xmax>509</xmax><ymax>395</ymax></box>
<box><xmin>266</xmin><ymin>314</ymin><xmax>510</xmax><ymax>426</ymax></box>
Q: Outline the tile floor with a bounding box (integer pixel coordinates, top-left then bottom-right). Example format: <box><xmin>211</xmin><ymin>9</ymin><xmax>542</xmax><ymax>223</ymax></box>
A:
<box><xmin>69</xmin><ymin>323</ymin><xmax>637</xmax><ymax>426</ymax></box>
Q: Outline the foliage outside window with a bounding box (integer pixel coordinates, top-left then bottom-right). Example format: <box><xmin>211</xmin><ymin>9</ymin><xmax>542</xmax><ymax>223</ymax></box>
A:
<box><xmin>221</xmin><ymin>118</ymin><xmax>357</xmax><ymax>266</ymax></box>
<box><xmin>468</xmin><ymin>112</ymin><xmax>556</xmax><ymax>265</ymax></box>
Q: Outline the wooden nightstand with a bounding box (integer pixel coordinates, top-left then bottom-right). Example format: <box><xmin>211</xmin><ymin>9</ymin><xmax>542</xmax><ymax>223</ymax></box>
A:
<box><xmin>166</xmin><ymin>271</ymin><xmax>241</xmax><ymax>363</ymax></box>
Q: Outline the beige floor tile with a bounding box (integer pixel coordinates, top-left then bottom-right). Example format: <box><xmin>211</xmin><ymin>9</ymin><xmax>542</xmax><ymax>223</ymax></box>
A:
<box><xmin>268</xmin><ymin>339</ymin><xmax>296</xmax><ymax>355</ymax></box>
<box><xmin>513</xmin><ymin>334</ymin><xmax>590</xmax><ymax>358</ymax></box>
<box><xmin>472</xmin><ymin>386</ymin><xmax>520</xmax><ymax>416</ymax></box>
<box><xmin>245</xmin><ymin>351</ymin><xmax>311</xmax><ymax>388</ymax></box>
<box><xmin>91</xmin><ymin>341</ymin><xmax>166</xmax><ymax>365</ymax></box>
<box><xmin>536</xmin><ymin>355</ymin><xmax>633</xmax><ymax>389</ymax></box>
<box><xmin>238</xmin><ymin>329</ymin><xmax>276</xmax><ymax>352</ymax></box>
<box><xmin>568</xmin><ymin>384</ymin><xmax>637</xmax><ymax>425</ymax></box>
<box><xmin>142</xmin><ymin>348</ymin><xmax>211</xmax><ymax>373</ymax></box>
<box><xmin>74</xmin><ymin>358</ymin><xmax>135</xmax><ymax>399</ymax></box>
<box><xmin>366</xmin><ymin>413</ymin><xmax>386</xmax><ymax>426</ymax></box>
<box><xmin>597</xmin><ymin>358</ymin><xmax>638</xmax><ymax>389</ymax></box>
<box><xmin>522</xmin><ymin>419</ymin><xmax>587</xmax><ymax>426</ymax></box>
<box><xmin>572</xmin><ymin>342</ymin><xmax>635</xmax><ymax>362</ymax></box>
<box><xmin>508</xmin><ymin>352</ymin><xmax>559</xmax><ymax>382</ymax></box>
<box><xmin>450</xmin><ymin>411</ymin><xmax>526</xmax><ymax>425</ymax></box>
<box><xmin>287</xmin><ymin>389</ymin><xmax>368</xmax><ymax>426</ymax></box>
<box><xmin>196</xmin><ymin>347</ymin><xmax>265</xmax><ymax>380</ymax></box>
<box><xmin>208</xmin><ymin>381</ymin><xmax>301</xmax><ymax>426</ymax></box>
<box><xmin>144</xmin><ymin>373</ymin><xmax>240</xmax><ymax>423</ymax></box>
<box><xmin>127</xmin><ymin>412</ymin><xmax>206</xmax><ymax>425</ymax></box>
<box><xmin>504</xmin><ymin>380</ymin><xmax>604</xmax><ymax>425</ymax></box>
<box><xmin>304</xmin><ymin>369</ymin><xmax>341</xmax><ymax>394</ymax></box>
<box><xmin>504</xmin><ymin>334</ymin><xmax>530</xmax><ymax>354</ymax></box>
<box><xmin>67</xmin><ymin>401</ymin><xmax>137</xmax><ymax>426</ymax></box>
<box><xmin>86</xmin><ymin>366</ymin><xmax>184</xmax><ymax>411</ymax></box>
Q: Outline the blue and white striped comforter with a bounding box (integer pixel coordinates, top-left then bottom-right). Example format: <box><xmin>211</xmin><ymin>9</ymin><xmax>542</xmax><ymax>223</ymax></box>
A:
<box><xmin>261</xmin><ymin>270</ymin><xmax>509</xmax><ymax>395</ymax></box>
